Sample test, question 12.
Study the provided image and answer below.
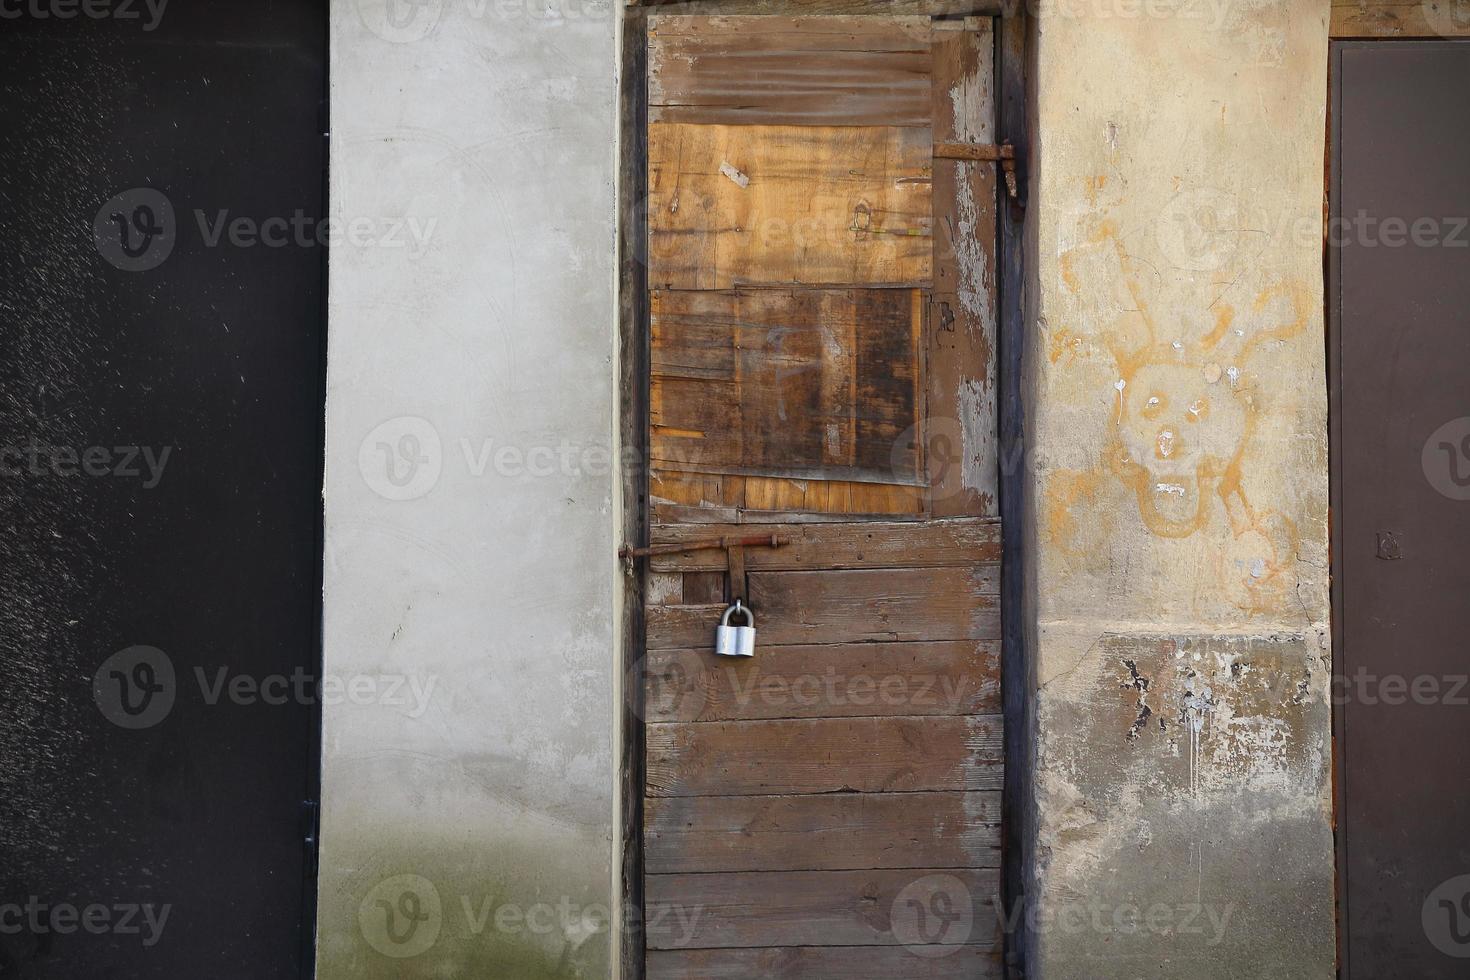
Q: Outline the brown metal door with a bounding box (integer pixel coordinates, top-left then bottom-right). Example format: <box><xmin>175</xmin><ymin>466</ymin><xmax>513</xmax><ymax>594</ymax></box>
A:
<box><xmin>1332</xmin><ymin>40</ymin><xmax>1470</xmax><ymax>978</ymax></box>
<box><xmin>634</xmin><ymin>14</ymin><xmax>1004</xmax><ymax>977</ymax></box>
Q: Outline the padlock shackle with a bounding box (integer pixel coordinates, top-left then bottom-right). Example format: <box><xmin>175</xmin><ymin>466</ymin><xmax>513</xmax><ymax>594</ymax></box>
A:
<box><xmin>719</xmin><ymin>599</ymin><xmax>755</xmax><ymax>629</ymax></box>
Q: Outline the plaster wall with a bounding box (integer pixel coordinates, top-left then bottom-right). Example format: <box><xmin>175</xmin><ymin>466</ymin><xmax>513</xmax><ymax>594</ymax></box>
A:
<box><xmin>318</xmin><ymin>0</ymin><xmax>620</xmax><ymax>975</ymax></box>
<box><xmin>1024</xmin><ymin>2</ymin><xmax>1336</xmax><ymax>975</ymax></box>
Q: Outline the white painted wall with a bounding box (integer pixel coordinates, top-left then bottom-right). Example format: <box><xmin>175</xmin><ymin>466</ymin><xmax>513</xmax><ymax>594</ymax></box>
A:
<box><xmin>319</xmin><ymin>1</ymin><xmax>620</xmax><ymax>975</ymax></box>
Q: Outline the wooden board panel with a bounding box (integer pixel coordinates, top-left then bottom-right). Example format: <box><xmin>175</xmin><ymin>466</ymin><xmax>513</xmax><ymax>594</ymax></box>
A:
<box><xmin>648</xmin><ymin>122</ymin><xmax>933</xmax><ymax>290</ymax></box>
<box><xmin>928</xmin><ymin>22</ymin><xmax>1000</xmax><ymax>517</ymax></box>
<box><xmin>648</xmin><ymin>944</ymin><xmax>1002</xmax><ymax>979</ymax></box>
<box><xmin>1331</xmin><ymin>0</ymin><xmax>1470</xmax><ymax>36</ymax></box>
<box><xmin>639</xmin><ymin>0</ymin><xmax>1003</xmax><ymax>16</ymax></box>
<box><xmin>651</xmin><ymin>288</ymin><xmax>923</xmax><ymax>484</ymax></box>
<box><xmin>645</xmin><ymin>867</ymin><xmax>1000</xmax><ymax>948</ymax></box>
<box><xmin>650</xmin><ymin>469</ymin><xmax>924</xmax><ymax>520</ymax></box>
<box><xmin>649</xmin><ymin>15</ymin><xmax>933</xmax><ymax>127</ymax></box>
<box><xmin>645</xmin><ymin>791</ymin><xmax>1000</xmax><ymax>872</ymax></box>
<box><xmin>646</xmin><ymin>715</ymin><xmax>1002</xmax><ymax>796</ymax></box>
<box><xmin>642</xmin><ymin>640</ymin><xmax>999</xmax><ymax>721</ymax></box>
<box><xmin>648</xmin><ymin>518</ymin><xmax>1000</xmax><ymax>571</ymax></box>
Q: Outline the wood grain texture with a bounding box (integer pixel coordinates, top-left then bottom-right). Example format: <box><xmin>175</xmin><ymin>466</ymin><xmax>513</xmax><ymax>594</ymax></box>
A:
<box><xmin>638</xmin><ymin>0</ymin><xmax>1003</xmax><ymax>15</ymax></box>
<box><xmin>647</xmin><ymin>567</ymin><xmax>1000</xmax><ymax>648</ymax></box>
<box><xmin>1331</xmin><ymin>0</ymin><xmax>1470</xmax><ymax>36</ymax></box>
<box><xmin>646</xmin><ymin>715</ymin><xmax>1003</xmax><ymax>796</ymax></box>
<box><xmin>650</xmin><ymin>469</ymin><xmax>925</xmax><ymax>520</ymax></box>
<box><xmin>647</xmin><ymin>944</ymin><xmax>1002</xmax><ymax>979</ymax></box>
<box><xmin>648</xmin><ymin>122</ymin><xmax>933</xmax><ymax>290</ymax></box>
<box><xmin>641</xmin><ymin>640</ymin><xmax>999</xmax><ymax>721</ymax></box>
<box><xmin>645</xmin><ymin>791</ymin><xmax>1000</xmax><ymax>872</ymax></box>
<box><xmin>645</xmin><ymin>867</ymin><xmax>1000</xmax><ymax>948</ymax></box>
<box><xmin>648</xmin><ymin>518</ymin><xmax>1001</xmax><ymax>571</ymax></box>
<box><xmin>651</xmin><ymin>287</ymin><xmax>923</xmax><ymax>484</ymax></box>
<box><xmin>929</xmin><ymin>23</ymin><xmax>1000</xmax><ymax>517</ymax></box>
<box><xmin>649</xmin><ymin>15</ymin><xmax>933</xmax><ymax>126</ymax></box>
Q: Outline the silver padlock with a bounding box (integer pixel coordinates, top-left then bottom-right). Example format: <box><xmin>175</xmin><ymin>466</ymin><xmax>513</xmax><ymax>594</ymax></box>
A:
<box><xmin>714</xmin><ymin>600</ymin><xmax>756</xmax><ymax>657</ymax></box>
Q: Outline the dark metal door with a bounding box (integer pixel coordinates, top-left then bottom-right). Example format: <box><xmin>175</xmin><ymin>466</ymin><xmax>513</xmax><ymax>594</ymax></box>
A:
<box><xmin>1332</xmin><ymin>40</ymin><xmax>1470</xmax><ymax>978</ymax></box>
<box><xmin>0</xmin><ymin>4</ymin><xmax>326</xmax><ymax>977</ymax></box>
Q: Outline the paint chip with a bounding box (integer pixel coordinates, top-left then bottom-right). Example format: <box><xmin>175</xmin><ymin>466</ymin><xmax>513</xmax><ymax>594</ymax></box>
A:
<box><xmin>719</xmin><ymin>161</ymin><xmax>750</xmax><ymax>188</ymax></box>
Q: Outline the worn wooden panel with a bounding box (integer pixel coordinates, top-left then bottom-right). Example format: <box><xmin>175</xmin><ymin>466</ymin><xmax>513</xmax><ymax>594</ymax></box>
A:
<box><xmin>649</xmin><ymin>469</ymin><xmax>924</xmax><ymax>521</ymax></box>
<box><xmin>646</xmin><ymin>715</ymin><xmax>1003</xmax><ymax>796</ymax></box>
<box><xmin>648</xmin><ymin>945</ymin><xmax>1002</xmax><ymax>979</ymax></box>
<box><xmin>651</xmin><ymin>288</ymin><xmax>923</xmax><ymax>483</ymax></box>
<box><xmin>928</xmin><ymin>22</ymin><xmax>999</xmax><ymax>517</ymax></box>
<box><xmin>1331</xmin><ymin>0</ymin><xmax>1470</xmax><ymax>36</ymax></box>
<box><xmin>642</xmin><ymin>641</ymin><xmax>999</xmax><ymax>721</ymax></box>
<box><xmin>648</xmin><ymin>122</ymin><xmax>933</xmax><ymax>290</ymax></box>
<box><xmin>648</xmin><ymin>518</ymin><xmax>1000</xmax><ymax>571</ymax></box>
<box><xmin>645</xmin><ymin>791</ymin><xmax>1000</xmax><ymax>872</ymax></box>
<box><xmin>645</xmin><ymin>867</ymin><xmax>1000</xmax><ymax>948</ymax></box>
<box><xmin>639</xmin><ymin>0</ymin><xmax>1003</xmax><ymax>16</ymax></box>
<box><xmin>648</xmin><ymin>16</ymin><xmax>933</xmax><ymax>127</ymax></box>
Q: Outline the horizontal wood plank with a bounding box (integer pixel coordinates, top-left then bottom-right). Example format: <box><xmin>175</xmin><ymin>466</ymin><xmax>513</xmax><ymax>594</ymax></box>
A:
<box><xmin>639</xmin><ymin>0</ymin><xmax>1002</xmax><ymax>16</ymax></box>
<box><xmin>645</xmin><ymin>867</ymin><xmax>1000</xmax><ymax>949</ymax></box>
<box><xmin>641</xmin><ymin>641</ymin><xmax>999</xmax><ymax>721</ymax></box>
<box><xmin>647</xmin><ymin>944</ymin><xmax>1003</xmax><ymax>979</ymax></box>
<box><xmin>646</xmin><ymin>715</ymin><xmax>1002</xmax><ymax>796</ymax></box>
<box><xmin>648</xmin><ymin>122</ymin><xmax>932</xmax><ymax>290</ymax></box>
<box><xmin>645</xmin><ymin>791</ymin><xmax>999</xmax><ymax>873</ymax></box>
<box><xmin>649</xmin><ymin>15</ymin><xmax>933</xmax><ymax>127</ymax></box>
<box><xmin>648</xmin><ymin>518</ymin><xmax>1000</xmax><ymax>571</ymax></box>
<box><xmin>1331</xmin><ymin>0</ymin><xmax>1470</xmax><ymax>37</ymax></box>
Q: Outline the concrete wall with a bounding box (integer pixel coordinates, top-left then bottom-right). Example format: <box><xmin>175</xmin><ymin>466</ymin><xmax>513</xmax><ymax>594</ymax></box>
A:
<box><xmin>319</xmin><ymin>0</ymin><xmax>620</xmax><ymax>976</ymax></box>
<box><xmin>1024</xmin><ymin>1</ymin><xmax>1335</xmax><ymax>975</ymax></box>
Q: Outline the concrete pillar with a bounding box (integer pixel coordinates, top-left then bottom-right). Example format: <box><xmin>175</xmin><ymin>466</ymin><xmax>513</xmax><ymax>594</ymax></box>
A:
<box><xmin>1024</xmin><ymin>2</ymin><xmax>1336</xmax><ymax>974</ymax></box>
<box><xmin>318</xmin><ymin>0</ymin><xmax>620</xmax><ymax>975</ymax></box>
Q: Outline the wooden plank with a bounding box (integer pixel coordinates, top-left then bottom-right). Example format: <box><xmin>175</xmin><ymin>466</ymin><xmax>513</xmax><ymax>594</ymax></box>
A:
<box><xmin>929</xmin><ymin>23</ymin><xmax>999</xmax><ymax>517</ymax></box>
<box><xmin>646</xmin><ymin>715</ymin><xmax>1003</xmax><ymax>795</ymax></box>
<box><xmin>649</xmin><ymin>16</ymin><xmax>933</xmax><ymax>127</ymax></box>
<box><xmin>648</xmin><ymin>518</ymin><xmax>1001</xmax><ymax>571</ymax></box>
<box><xmin>644</xmin><ymin>867</ymin><xmax>1000</xmax><ymax>948</ymax></box>
<box><xmin>647</xmin><ymin>569</ymin><xmax>999</xmax><ymax>648</ymax></box>
<box><xmin>1331</xmin><ymin>0</ymin><xmax>1470</xmax><ymax>37</ymax></box>
<box><xmin>641</xmin><ymin>640</ymin><xmax>999</xmax><ymax>721</ymax></box>
<box><xmin>651</xmin><ymin>288</ymin><xmax>923</xmax><ymax>484</ymax></box>
<box><xmin>648</xmin><ymin>944</ymin><xmax>1003</xmax><ymax>979</ymax></box>
<box><xmin>638</xmin><ymin>0</ymin><xmax>1002</xmax><ymax>14</ymax></box>
<box><xmin>647</xmin><ymin>122</ymin><xmax>933</xmax><ymax>290</ymax></box>
<box><xmin>645</xmin><ymin>791</ymin><xmax>1000</xmax><ymax>872</ymax></box>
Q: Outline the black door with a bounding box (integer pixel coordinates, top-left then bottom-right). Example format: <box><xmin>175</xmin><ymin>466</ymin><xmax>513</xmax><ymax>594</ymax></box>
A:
<box><xmin>1332</xmin><ymin>40</ymin><xmax>1470</xmax><ymax>979</ymax></box>
<box><xmin>0</xmin><ymin>4</ymin><xmax>326</xmax><ymax>977</ymax></box>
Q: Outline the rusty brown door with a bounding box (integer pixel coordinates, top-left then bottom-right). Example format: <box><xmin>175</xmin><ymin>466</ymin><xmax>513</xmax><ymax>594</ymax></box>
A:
<box><xmin>634</xmin><ymin>14</ymin><xmax>1005</xmax><ymax>977</ymax></box>
<box><xmin>1332</xmin><ymin>40</ymin><xmax>1470</xmax><ymax>978</ymax></box>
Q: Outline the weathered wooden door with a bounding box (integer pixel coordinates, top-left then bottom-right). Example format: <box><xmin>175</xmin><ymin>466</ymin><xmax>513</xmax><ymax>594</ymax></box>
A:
<box><xmin>636</xmin><ymin>14</ymin><xmax>1004</xmax><ymax>976</ymax></box>
<box><xmin>1332</xmin><ymin>40</ymin><xmax>1470</xmax><ymax>978</ymax></box>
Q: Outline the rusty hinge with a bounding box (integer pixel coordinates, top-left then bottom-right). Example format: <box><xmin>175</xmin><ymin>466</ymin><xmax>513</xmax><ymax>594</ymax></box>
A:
<box><xmin>934</xmin><ymin>140</ymin><xmax>1019</xmax><ymax>200</ymax></box>
<box><xmin>619</xmin><ymin>533</ymin><xmax>789</xmax><ymax>604</ymax></box>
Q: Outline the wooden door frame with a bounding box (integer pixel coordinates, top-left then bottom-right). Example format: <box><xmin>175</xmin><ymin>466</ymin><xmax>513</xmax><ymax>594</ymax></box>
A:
<box><xmin>614</xmin><ymin>4</ymin><xmax>1028</xmax><ymax>976</ymax></box>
